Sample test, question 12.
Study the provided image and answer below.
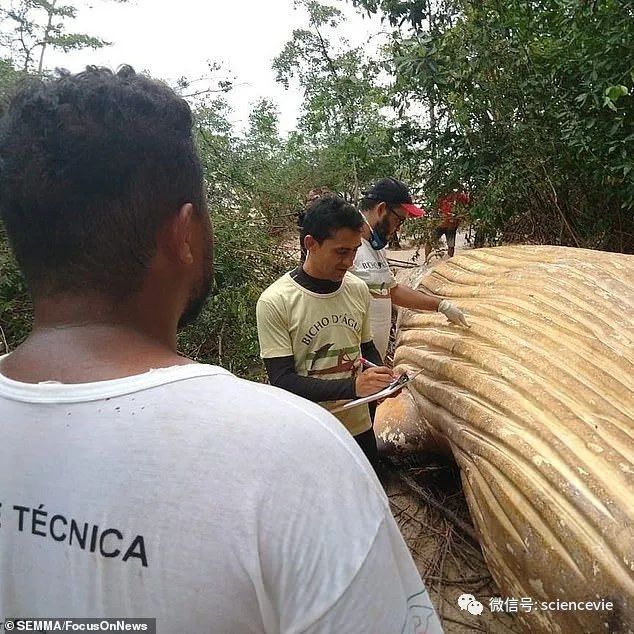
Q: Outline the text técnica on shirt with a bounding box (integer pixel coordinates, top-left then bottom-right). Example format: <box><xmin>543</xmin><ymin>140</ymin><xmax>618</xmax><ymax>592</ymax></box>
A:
<box><xmin>5</xmin><ymin>502</ymin><xmax>148</xmax><ymax>567</ymax></box>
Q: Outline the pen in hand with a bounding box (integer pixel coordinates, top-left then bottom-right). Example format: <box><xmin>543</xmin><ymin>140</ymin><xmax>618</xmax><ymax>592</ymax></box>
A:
<box><xmin>359</xmin><ymin>357</ymin><xmax>379</xmax><ymax>369</ymax></box>
<box><xmin>359</xmin><ymin>357</ymin><xmax>399</xmax><ymax>381</ymax></box>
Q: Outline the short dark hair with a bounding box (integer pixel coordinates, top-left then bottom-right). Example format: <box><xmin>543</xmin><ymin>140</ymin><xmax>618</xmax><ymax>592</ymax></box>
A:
<box><xmin>300</xmin><ymin>195</ymin><xmax>363</xmax><ymax>244</ymax></box>
<box><xmin>0</xmin><ymin>65</ymin><xmax>204</xmax><ymax>298</ymax></box>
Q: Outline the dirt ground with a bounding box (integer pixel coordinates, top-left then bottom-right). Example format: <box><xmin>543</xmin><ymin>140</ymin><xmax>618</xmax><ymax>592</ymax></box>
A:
<box><xmin>381</xmin><ymin>456</ymin><xmax>521</xmax><ymax>633</ymax></box>
<box><xmin>384</xmin><ymin>228</ymin><xmax>471</xmax><ymax>268</ymax></box>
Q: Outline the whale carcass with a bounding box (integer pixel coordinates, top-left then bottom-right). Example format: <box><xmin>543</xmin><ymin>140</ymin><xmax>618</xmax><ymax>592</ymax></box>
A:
<box><xmin>375</xmin><ymin>245</ymin><xmax>633</xmax><ymax>633</ymax></box>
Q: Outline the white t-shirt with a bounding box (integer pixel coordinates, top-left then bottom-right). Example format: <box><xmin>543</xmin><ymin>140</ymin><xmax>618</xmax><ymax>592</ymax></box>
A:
<box><xmin>0</xmin><ymin>361</ymin><xmax>442</xmax><ymax>634</ymax></box>
<box><xmin>350</xmin><ymin>239</ymin><xmax>397</xmax><ymax>360</ymax></box>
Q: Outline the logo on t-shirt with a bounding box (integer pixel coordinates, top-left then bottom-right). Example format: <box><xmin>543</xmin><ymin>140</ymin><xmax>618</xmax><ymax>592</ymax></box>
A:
<box><xmin>305</xmin><ymin>343</ymin><xmax>359</xmax><ymax>377</ymax></box>
<box><xmin>361</xmin><ymin>261</ymin><xmax>385</xmax><ymax>270</ymax></box>
<box><xmin>300</xmin><ymin>313</ymin><xmax>361</xmax><ymax>346</ymax></box>
<box><xmin>298</xmin><ymin>314</ymin><xmax>363</xmax><ymax>379</ymax></box>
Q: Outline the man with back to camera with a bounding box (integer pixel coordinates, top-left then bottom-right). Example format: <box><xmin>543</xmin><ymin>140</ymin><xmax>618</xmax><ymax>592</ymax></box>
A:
<box><xmin>350</xmin><ymin>177</ymin><xmax>469</xmax><ymax>361</ymax></box>
<box><xmin>257</xmin><ymin>196</ymin><xmax>396</xmax><ymax>467</ymax></box>
<box><xmin>0</xmin><ymin>67</ymin><xmax>443</xmax><ymax>633</ymax></box>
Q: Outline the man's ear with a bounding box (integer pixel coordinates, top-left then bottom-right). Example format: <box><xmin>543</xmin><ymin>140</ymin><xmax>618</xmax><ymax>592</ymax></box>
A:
<box><xmin>305</xmin><ymin>235</ymin><xmax>319</xmax><ymax>251</ymax></box>
<box><xmin>163</xmin><ymin>203</ymin><xmax>196</xmax><ymax>265</ymax></box>
<box><xmin>375</xmin><ymin>201</ymin><xmax>388</xmax><ymax>219</ymax></box>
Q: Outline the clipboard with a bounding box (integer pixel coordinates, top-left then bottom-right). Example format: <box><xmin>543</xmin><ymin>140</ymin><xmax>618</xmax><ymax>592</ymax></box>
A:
<box><xmin>331</xmin><ymin>369</ymin><xmax>424</xmax><ymax>413</ymax></box>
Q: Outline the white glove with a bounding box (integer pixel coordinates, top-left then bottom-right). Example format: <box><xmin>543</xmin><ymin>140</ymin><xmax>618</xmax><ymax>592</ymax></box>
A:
<box><xmin>438</xmin><ymin>300</ymin><xmax>470</xmax><ymax>327</ymax></box>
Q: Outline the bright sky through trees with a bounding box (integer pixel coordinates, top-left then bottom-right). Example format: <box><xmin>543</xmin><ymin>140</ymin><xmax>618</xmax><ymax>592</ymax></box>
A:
<box><xmin>42</xmin><ymin>0</ymin><xmax>382</xmax><ymax>132</ymax></box>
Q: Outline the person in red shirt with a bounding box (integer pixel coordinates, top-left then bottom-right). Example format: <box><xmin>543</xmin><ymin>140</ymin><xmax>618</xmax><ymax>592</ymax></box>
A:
<box><xmin>425</xmin><ymin>190</ymin><xmax>470</xmax><ymax>259</ymax></box>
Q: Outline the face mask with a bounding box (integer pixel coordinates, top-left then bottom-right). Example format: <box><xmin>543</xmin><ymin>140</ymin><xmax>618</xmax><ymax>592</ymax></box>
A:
<box><xmin>363</xmin><ymin>216</ymin><xmax>388</xmax><ymax>250</ymax></box>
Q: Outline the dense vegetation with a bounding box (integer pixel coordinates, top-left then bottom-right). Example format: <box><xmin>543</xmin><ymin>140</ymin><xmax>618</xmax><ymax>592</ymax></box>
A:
<box><xmin>1</xmin><ymin>0</ymin><xmax>632</xmax><ymax>376</ymax></box>
<box><xmin>354</xmin><ymin>0</ymin><xmax>633</xmax><ymax>250</ymax></box>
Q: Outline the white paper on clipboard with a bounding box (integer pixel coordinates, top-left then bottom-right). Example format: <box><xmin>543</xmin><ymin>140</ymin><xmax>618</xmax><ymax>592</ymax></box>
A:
<box><xmin>331</xmin><ymin>369</ymin><xmax>423</xmax><ymax>413</ymax></box>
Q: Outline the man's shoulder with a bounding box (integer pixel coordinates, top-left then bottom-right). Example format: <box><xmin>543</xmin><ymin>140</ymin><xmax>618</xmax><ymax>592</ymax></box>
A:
<box><xmin>258</xmin><ymin>273</ymin><xmax>294</xmax><ymax>303</ymax></box>
<box><xmin>343</xmin><ymin>272</ymin><xmax>371</xmax><ymax>295</ymax></box>
<box><xmin>177</xmin><ymin>368</ymin><xmax>334</xmax><ymax>423</ymax></box>
<box><xmin>178</xmin><ymin>371</ymin><xmax>379</xmax><ymax>476</ymax></box>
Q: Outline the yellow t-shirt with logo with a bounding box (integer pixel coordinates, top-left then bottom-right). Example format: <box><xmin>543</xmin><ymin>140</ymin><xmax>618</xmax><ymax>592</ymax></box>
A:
<box><xmin>256</xmin><ymin>272</ymin><xmax>373</xmax><ymax>436</ymax></box>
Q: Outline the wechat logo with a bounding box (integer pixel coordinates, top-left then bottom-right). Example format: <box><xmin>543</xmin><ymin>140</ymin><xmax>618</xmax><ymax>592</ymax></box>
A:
<box><xmin>458</xmin><ymin>593</ymin><xmax>484</xmax><ymax>615</ymax></box>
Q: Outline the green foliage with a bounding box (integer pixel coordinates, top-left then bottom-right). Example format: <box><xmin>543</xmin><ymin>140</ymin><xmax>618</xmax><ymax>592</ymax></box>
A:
<box><xmin>178</xmin><ymin>208</ymin><xmax>292</xmax><ymax>378</ymax></box>
<box><xmin>0</xmin><ymin>59</ymin><xmax>31</xmax><ymax>354</ymax></box>
<box><xmin>0</xmin><ymin>6</ymin><xmax>313</xmax><ymax>374</ymax></box>
<box><xmin>175</xmin><ymin>95</ymin><xmax>297</xmax><ymax>377</ymax></box>
<box><xmin>273</xmin><ymin>0</ymin><xmax>406</xmax><ymax>198</ymax></box>
<box><xmin>3</xmin><ymin>0</ymin><xmax>632</xmax><ymax>377</ymax></box>
<box><xmin>0</xmin><ymin>226</ymin><xmax>31</xmax><ymax>354</ymax></box>
<box><xmin>353</xmin><ymin>0</ymin><xmax>634</xmax><ymax>252</ymax></box>
<box><xmin>0</xmin><ymin>57</ymin><xmax>25</xmax><ymax>108</ymax></box>
<box><xmin>0</xmin><ymin>0</ymin><xmax>127</xmax><ymax>74</ymax></box>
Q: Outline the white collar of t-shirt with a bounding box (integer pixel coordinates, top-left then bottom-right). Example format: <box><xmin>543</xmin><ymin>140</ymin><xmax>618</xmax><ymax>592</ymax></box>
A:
<box><xmin>0</xmin><ymin>355</ymin><xmax>231</xmax><ymax>403</ymax></box>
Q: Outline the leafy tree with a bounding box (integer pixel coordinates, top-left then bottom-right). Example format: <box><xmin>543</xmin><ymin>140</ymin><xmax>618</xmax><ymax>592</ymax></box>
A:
<box><xmin>175</xmin><ymin>94</ymin><xmax>297</xmax><ymax>377</ymax></box>
<box><xmin>274</xmin><ymin>0</ymin><xmax>405</xmax><ymax>199</ymax></box>
<box><xmin>0</xmin><ymin>57</ymin><xmax>30</xmax><ymax>353</ymax></box>
<box><xmin>0</xmin><ymin>0</ymin><xmax>128</xmax><ymax>74</ymax></box>
<box><xmin>0</xmin><ymin>57</ymin><xmax>25</xmax><ymax>106</ymax></box>
<box><xmin>4</xmin><ymin>0</ymin><xmax>631</xmax><ymax>375</ymax></box>
<box><xmin>352</xmin><ymin>0</ymin><xmax>634</xmax><ymax>252</ymax></box>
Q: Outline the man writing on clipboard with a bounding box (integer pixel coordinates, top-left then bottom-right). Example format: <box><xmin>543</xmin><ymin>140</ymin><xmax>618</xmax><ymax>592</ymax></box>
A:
<box><xmin>256</xmin><ymin>196</ymin><xmax>397</xmax><ymax>467</ymax></box>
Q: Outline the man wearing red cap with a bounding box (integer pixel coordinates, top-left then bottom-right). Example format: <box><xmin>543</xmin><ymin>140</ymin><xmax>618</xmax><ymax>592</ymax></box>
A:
<box><xmin>350</xmin><ymin>177</ymin><xmax>469</xmax><ymax>361</ymax></box>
